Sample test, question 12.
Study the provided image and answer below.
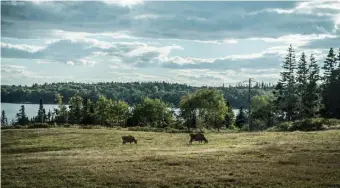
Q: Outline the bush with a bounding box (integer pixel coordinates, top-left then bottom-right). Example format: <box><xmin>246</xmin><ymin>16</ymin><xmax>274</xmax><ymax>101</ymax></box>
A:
<box><xmin>240</xmin><ymin>124</ymin><xmax>250</xmax><ymax>132</ymax></box>
<box><xmin>322</xmin><ymin>118</ymin><xmax>340</xmax><ymax>126</ymax></box>
<box><xmin>290</xmin><ymin>118</ymin><xmax>325</xmax><ymax>131</ymax></box>
<box><xmin>27</xmin><ymin>123</ymin><xmax>51</xmax><ymax>129</ymax></box>
<box><xmin>267</xmin><ymin>121</ymin><xmax>292</xmax><ymax>132</ymax></box>
<box><xmin>251</xmin><ymin>119</ymin><xmax>267</xmax><ymax>131</ymax></box>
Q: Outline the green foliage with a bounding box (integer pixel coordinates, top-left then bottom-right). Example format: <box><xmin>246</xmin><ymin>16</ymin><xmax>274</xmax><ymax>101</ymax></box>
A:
<box><xmin>268</xmin><ymin>118</ymin><xmax>340</xmax><ymax>132</ymax></box>
<box><xmin>278</xmin><ymin>45</ymin><xmax>298</xmax><ymax>121</ymax></box>
<box><xmin>290</xmin><ymin>118</ymin><xmax>325</xmax><ymax>131</ymax></box>
<box><xmin>251</xmin><ymin>95</ymin><xmax>275</xmax><ymax>130</ymax></box>
<box><xmin>266</xmin><ymin>121</ymin><xmax>292</xmax><ymax>132</ymax></box>
<box><xmin>235</xmin><ymin>106</ymin><xmax>247</xmax><ymax>128</ymax></box>
<box><xmin>1</xmin><ymin>82</ymin><xmax>274</xmax><ymax>109</ymax></box>
<box><xmin>15</xmin><ymin>105</ymin><xmax>29</xmax><ymax>126</ymax></box>
<box><xmin>180</xmin><ymin>89</ymin><xmax>227</xmax><ymax>130</ymax></box>
<box><xmin>224</xmin><ymin>100</ymin><xmax>235</xmax><ymax>129</ymax></box>
<box><xmin>132</xmin><ymin>97</ymin><xmax>173</xmax><ymax>128</ymax></box>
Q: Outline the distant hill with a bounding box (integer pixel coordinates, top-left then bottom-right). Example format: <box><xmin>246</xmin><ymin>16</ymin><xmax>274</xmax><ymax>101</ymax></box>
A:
<box><xmin>1</xmin><ymin>82</ymin><xmax>274</xmax><ymax>108</ymax></box>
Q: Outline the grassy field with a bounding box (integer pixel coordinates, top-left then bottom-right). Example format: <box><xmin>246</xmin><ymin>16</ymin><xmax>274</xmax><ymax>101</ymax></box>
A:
<box><xmin>2</xmin><ymin>128</ymin><xmax>340</xmax><ymax>188</ymax></box>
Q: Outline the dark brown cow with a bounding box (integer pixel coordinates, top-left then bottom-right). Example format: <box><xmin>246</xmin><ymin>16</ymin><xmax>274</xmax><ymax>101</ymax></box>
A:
<box><xmin>122</xmin><ymin>135</ymin><xmax>137</xmax><ymax>144</ymax></box>
<box><xmin>189</xmin><ymin>133</ymin><xmax>208</xmax><ymax>144</ymax></box>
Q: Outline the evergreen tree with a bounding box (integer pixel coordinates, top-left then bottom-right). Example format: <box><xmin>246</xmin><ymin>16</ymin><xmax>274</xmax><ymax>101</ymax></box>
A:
<box><xmin>296</xmin><ymin>52</ymin><xmax>309</xmax><ymax>118</ymax></box>
<box><xmin>1</xmin><ymin>110</ymin><xmax>8</xmax><ymax>126</ymax></box>
<box><xmin>37</xmin><ymin>98</ymin><xmax>46</xmax><ymax>123</ymax></box>
<box><xmin>322</xmin><ymin>47</ymin><xmax>337</xmax><ymax>83</ymax></box>
<box><xmin>321</xmin><ymin>48</ymin><xmax>339</xmax><ymax>118</ymax></box>
<box><xmin>16</xmin><ymin>105</ymin><xmax>29</xmax><ymax>126</ymax></box>
<box><xmin>278</xmin><ymin>45</ymin><xmax>298</xmax><ymax>121</ymax></box>
<box><xmin>305</xmin><ymin>54</ymin><xmax>320</xmax><ymax>118</ymax></box>
<box><xmin>235</xmin><ymin>106</ymin><xmax>247</xmax><ymax>128</ymax></box>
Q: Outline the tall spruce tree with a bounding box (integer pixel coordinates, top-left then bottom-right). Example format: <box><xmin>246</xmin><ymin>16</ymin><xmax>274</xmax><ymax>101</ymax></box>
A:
<box><xmin>322</xmin><ymin>47</ymin><xmax>336</xmax><ymax>83</ymax></box>
<box><xmin>305</xmin><ymin>54</ymin><xmax>320</xmax><ymax>118</ymax></box>
<box><xmin>16</xmin><ymin>105</ymin><xmax>29</xmax><ymax>126</ymax></box>
<box><xmin>296</xmin><ymin>52</ymin><xmax>309</xmax><ymax>118</ymax></box>
<box><xmin>278</xmin><ymin>45</ymin><xmax>298</xmax><ymax>121</ymax></box>
<box><xmin>321</xmin><ymin>48</ymin><xmax>339</xmax><ymax>118</ymax></box>
<box><xmin>37</xmin><ymin>98</ymin><xmax>46</xmax><ymax>123</ymax></box>
<box><xmin>235</xmin><ymin>106</ymin><xmax>247</xmax><ymax>128</ymax></box>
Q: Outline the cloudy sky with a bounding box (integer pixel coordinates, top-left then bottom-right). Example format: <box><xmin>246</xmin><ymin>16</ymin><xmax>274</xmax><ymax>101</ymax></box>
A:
<box><xmin>1</xmin><ymin>0</ymin><xmax>340</xmax><ymax>86</ymax></box>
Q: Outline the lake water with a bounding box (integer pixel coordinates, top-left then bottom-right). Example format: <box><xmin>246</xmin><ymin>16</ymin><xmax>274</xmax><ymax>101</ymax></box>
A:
<box><xmin>1</xmin><ymin>103</ymin><xmax>239</xmax><ymax>123</ymax></box>
<box><xmin>1</xmin><ymin>103</ymin><xmax>61</xmax><ymax>122</ymax></box>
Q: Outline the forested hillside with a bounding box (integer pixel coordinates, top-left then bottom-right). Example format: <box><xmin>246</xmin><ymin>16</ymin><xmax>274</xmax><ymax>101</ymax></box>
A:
<box><xmin>1</xmin><ymin>82</ymin><xmax>274</xmax><ymax>108</ymax></box>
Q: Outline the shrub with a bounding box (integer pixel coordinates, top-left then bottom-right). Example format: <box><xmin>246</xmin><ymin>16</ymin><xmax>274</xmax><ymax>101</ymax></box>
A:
<box><xmin>267</xmin><ymin>121</ymin><xmax>292</xmax><ymax>132</ymax></box>
<box><xmin>322</xmin><ymin>118</ymin><xmax>340</xmax><ymax>126</ymax></box>
<box><xmin>289</xmin><ymin>118</ymin><xmax>325</xmax><ymax>131</ymax></box>
<box><xmin>27</xmin><ymin>123</ymin><xmax>51</xmax><ymax>129</ymax></box>
<box><xmin>240</xmin><ymin>124</ymin><xmax>250</xmax><ymax>132</ymax></box>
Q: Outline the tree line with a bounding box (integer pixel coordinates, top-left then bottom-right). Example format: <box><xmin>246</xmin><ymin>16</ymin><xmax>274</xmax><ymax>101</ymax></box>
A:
<box><xmin>1</xmin><ymin>45</ymin><xmax>339</xmax><ymax>131</ymax></box>
<box><xmin>1</xmin><ymin>81</ymin><xmax>274</xmax><ymax>109</ymax></box>
<box><xmin>4</xmin><ymin>90</ymin><xmax>242</xmax><ymax>131</ymax></box>
<box><xmin>249</xmin><ymin>46</ymin><xmax>340</xmax><ymax>130</ymax></box>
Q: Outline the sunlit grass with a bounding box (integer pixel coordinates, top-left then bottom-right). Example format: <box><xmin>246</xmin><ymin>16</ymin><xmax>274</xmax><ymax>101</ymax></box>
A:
<box><xmin>2</xmin><ymin>128</ymin><xmax>340</xmax><ymax>187</ymax></box>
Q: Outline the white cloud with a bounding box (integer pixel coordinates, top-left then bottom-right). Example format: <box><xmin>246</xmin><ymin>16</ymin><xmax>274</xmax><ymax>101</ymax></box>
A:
<box><xmin>134</xmin><ymin>14</ymin><xmax>159</xmax><ymax>20</ymax></box>
<box><xmin>66</xmin><ymin>61</ymin><xmax>74</xmax><ymax>66</ymax></box>
<box><xmin>102</xmin><ymin>0</ymin><xmax>143</xmax><ymax>7</ymax></box>
<box><xmin>1</xmin><ymin>43</ymin><xmax>44</xmax><ymax>53</ymax></box>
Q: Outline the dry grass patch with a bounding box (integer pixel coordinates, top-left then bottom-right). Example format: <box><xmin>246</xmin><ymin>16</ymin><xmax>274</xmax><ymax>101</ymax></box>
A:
<box><xmin>2</xmin><ymin>128</ymin><xmax>340</xmax><ymax>187</ymax></box>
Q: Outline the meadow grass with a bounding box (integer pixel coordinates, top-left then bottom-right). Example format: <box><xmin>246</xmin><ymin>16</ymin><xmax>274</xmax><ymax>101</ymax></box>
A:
<box><xmin>2</xmin><ymin>128</ymin><xmax>340</xmax><ymax>188</ymax></box>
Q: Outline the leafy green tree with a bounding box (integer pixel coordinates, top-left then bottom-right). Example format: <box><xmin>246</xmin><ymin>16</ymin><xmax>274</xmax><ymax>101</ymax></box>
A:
<box><xmin>132</xmin><ymin>97</ymin><xmax>173</xmax><ymax>128</ymax></box>
<box><xmin>180</xmin><ymin>89</ymin><xmax>227</xmax><ymax>131</ymax></box>
<box><xmin>251</xmin><ymin>95</ymin><xmax>275</xmax><ymax>130</ymax></box>
<box><xmin>16</xmin><ymin>105</ymin><xmax>29</xmax><ymax>126</ymax></box>
<box><xmin>224</xmin><ymin>100</ymin><xmax>234</xmax><ymax>129</ymax></box>
<box><xmin>55</xmin><ymin>94</ymin><xmax>68</xmax><ymax>124</ymax></box>
<box><xmin>95</xmin><ymin>95</ymin><xmax>110</xmax><ymax>125</ymax></box>
<box><xmin>1</xmin><ymin>110</ymin><xmax>8</xmax><ymax>126</ymax></box>
<box><xmin>69</xmin><ymin>95</ymin><xmax>83</xmax><ymax>124</ymax></box>
<box><xmin>235</xmin><ymin>106</ymin><xmax>247</xmax><ymax>128</ymax></box>
<box><xmin>106</xmin><ymin>100</ymin><xmax>130</xmax><ymax>126</ymax></box>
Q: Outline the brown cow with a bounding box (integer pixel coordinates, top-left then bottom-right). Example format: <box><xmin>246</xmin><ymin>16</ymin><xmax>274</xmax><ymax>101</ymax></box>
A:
<box><xmin>189</xmin><ymin>133</ymin><xmax>208</xmax><ymax>144</ymax></box>
<box><xmin>122</xmin><ymin>135</ymin><xmax>137</xmax><ymax>144</ymax></box>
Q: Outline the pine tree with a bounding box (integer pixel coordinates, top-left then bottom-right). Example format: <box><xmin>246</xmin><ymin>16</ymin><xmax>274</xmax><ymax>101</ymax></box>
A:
<box><xmin>1</xmin><ymin>110</ymin><xmax>8</xmax><ymax>126</ymax></box>
<box><xmin>16</xmin><ymin>105</ymin><xmax>29</xmax><ymax>126</ymax></box>
<box><xmin>322</xmin><ymin>47</ymin><xmax>336</xmax><ymax>83</ymax></box>
<box><xmin>296</xmin><ymin>52</ymin><xmax>309</xmax><ymax>118</ymax></box>
<box><xmin>321</xmin><ymin>48</ymin><xmax>339</xmax><ymax>118</ymax></box>
<box><xmin>235</xmin><ymin>106</ymin><xmax>247</xmax><ymax>128</ymax></box>
<box><xmin>305</xmin><ymin>54</ymin><xmax>320</xmax><ymax>118</ymax></box>
<box><xmin>277</xmin><ymin>45</ymin><xmax>298</xmax><ymax>121</ymax></box>
<box><xmin>37</xmin><ymin>98</ymin><xmax>46</xmax><ymax>123</ymax></box>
